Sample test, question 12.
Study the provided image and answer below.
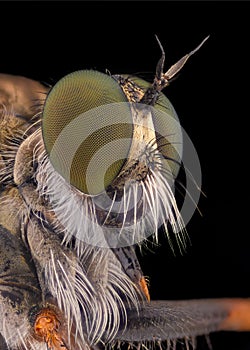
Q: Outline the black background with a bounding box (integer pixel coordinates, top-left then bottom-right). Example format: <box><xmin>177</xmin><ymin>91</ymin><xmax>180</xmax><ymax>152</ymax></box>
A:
<box><xmin>1</xmin><ymin>1</ymin><xmax>250</xmax><ymax>349</ymax></box>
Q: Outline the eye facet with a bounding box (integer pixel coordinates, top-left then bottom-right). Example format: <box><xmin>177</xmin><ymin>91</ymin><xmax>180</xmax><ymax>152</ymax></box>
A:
<box><xmin>42</xmin><ymin>70</ymin><xmax>133</xmax><ymax>195</ymax></box>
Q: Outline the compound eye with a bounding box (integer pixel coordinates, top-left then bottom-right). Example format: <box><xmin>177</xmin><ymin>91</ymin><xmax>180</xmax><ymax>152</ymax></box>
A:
<box><xmin>152</xmin><ymin>93</ymin><xmax>183</xmax><ymax>179</ymax></box>
<box><xmin>42</xmin><ymin>70</ymin><xmax>133</xmax><ymax>195</ymax></box>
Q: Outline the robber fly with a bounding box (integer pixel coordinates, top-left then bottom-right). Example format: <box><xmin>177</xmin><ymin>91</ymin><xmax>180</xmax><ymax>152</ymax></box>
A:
<box><xmin>1</xmin><ymin>36</ymin><xmax>250</xmax><ymax>350</ymax></box>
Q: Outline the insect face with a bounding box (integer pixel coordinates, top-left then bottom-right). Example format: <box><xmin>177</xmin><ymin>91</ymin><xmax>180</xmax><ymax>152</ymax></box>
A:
<box><xmin>3</xmin><ymin>36</ymin><xmax>250</xmax><ymax>350</ymax></box>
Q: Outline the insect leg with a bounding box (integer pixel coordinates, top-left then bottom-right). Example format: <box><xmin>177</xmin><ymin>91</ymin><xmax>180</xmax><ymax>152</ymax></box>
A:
<box><xmin>0</xmin><ymin>223</ymin><xmax>43</xmax><ymax>349</ymax></box>
<box><xmin>113</xmin><ymin>299</ymin><xmax>250</xmax><ymax>344</ymax></box>
<box><xmin>25</xmin><ymin>215</ymin><xmax>93</xmax><ymax>350</ymax></box>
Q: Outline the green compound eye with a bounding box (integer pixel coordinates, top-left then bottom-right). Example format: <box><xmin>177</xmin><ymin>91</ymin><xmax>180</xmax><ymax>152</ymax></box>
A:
<box><xmin>42</xmin><ymin>70</ymin><xmax>133</xmax><ymax>195</ymax></box>
<box><xmin>153</xmin><ymin>92</ymin><xmax>183</xmax><ymax>179</ymax></box>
